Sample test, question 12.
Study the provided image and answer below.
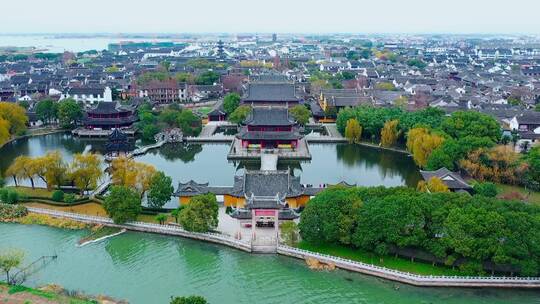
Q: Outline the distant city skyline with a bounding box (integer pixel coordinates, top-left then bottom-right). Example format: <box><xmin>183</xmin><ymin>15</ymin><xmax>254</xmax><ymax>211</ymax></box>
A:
<box><xmin>2</xmin><ymin>0</ymin><xmax>540</xmax><ymax>35</ymax></box>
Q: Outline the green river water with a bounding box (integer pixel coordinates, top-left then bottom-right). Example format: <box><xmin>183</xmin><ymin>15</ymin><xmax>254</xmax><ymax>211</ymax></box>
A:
<box><xmin>1</xmin><ymin>223</ymin><xmax>539</xmax><ymax>304</ymax></box>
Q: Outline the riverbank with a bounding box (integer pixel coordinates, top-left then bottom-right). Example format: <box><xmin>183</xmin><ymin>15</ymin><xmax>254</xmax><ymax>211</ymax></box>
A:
<box><xmin>18</xmin><ymin>206</ymin><xmax>540</xmax><ymax>289</ymax></box>
<box><xmin>297</xmin><ymin>241</ymin><xmax>462</xmax><ymax>276</ymax></box>
<box><xmin>0</xmin><ymin>282</ymin><xmax>125</xmax><ymax>304</ymax></box>
<box><xmin>0</xmin><ymin>127</ymin><xmax>65</xmax><ymax>150</ymax></box>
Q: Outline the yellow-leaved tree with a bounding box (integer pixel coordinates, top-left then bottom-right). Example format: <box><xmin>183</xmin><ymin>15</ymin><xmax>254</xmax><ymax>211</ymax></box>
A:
<box><xmin>406</xmin><ymin>127</ymin><xmax>445</xmax><ymax>168</ymax></box>
<box><xmin>417</xmin><ymin>177</ymin><xmax>450</xmax><ymax>193</ymax></box>
<box><xmin>70</xmin><ymin>153</ymin><xmax>103</xmax><ymax>195</ymax></box>
<box><xmin>0</xmin><ymin>102</ymin><xmax>28</xmax><ymax>136</ymax></box>
<box><xmin>31</xmin><ymin>151</ymin><xmax>67</xmax><ymax>190</ymax></box>
<box><xmin>345</xmin><ymin>118</ymin><xmax>362</xmax><ymax>144</ymax></box>
<box><xmin>380</xmin><ymin>119</ymin><xmax>400</xmax><ymax>148</ymax></box>
<box><xmin>5</xmin><ymin>156</ymin><xmax>39</xmax><ymax>189</ymax></box>
<box><xmin>111</xmin><ymin>156</ymin><xmax>157</xmax><ymax>197</ymax></box>
<box><xmin>0</xmin><ymin>118</ymin><xmax>10</xmax><ymax>146</ymax></box>
<box><xmin>459</xmin><ymin>145</ymin><xmax>519</xmax><ymax>184</ymax></box>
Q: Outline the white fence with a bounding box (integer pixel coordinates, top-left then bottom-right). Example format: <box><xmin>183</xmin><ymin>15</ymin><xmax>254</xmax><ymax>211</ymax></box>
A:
<box><xmin>277</xmin><ymin>245</ymin><xmax>540</xmax><ymax>288</ymax></box>
<box><xmin>26</xmin><ymin>207</ymin><xmax>251</xmax><ymax>252</ymax></box>
<box><xmin>24</xmin><ymin>207</ymin><xmax>540</xmax><ymax>288</ymax></box>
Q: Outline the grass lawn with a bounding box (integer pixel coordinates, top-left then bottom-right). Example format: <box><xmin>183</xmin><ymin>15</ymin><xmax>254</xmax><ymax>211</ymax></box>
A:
<box><xmin>196</xmin><ymin>107</ymin><xmax>212</xmax><ymax>115</ymax></box>
<box><xmin>297</xmin><ymin>241</ymin><xmax>463</xmax><ymax>276</ymax></box>
<box><xmin>23</xmin><ymin>202</ymin><xmax>176</xmax><ymax>224</ymax></box>
<box><xmin>496</xmin><ymin>183</ymin><xmax>540</xmax><ymax>205</ymax></box>
<box><xmin>7</xmin><ymin>186</ymin><xmax>53</xmax><ymax>197</ymax></box>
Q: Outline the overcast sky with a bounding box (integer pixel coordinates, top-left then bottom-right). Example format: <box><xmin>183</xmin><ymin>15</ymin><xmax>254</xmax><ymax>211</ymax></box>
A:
<box><xmin>1</xmin><ymin>0</ymin><xmax>539</xmax><ymax>34</ymax></box>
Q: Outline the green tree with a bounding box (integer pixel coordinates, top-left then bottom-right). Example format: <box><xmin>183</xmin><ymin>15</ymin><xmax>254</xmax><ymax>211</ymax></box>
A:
<box><xmin>171</xmin><ymin>207</ymin><xmax>183</xmax><ymax>223</ymax></box>
<box><xmin>195</xmin><ymin>71</ymin><xmax>220</xmax><ymax>85</ymax></box>
<box><xmin>170</xmin><ymin>296</ymin><xmax>208</xmax><ymax>304</ymax></box>
<box><xmin>179</xmin><ymin>194</ymin><xmax>218</xmax><ymax>232</ymax></box>
<box><xmin>289</xmin><ymin>105</ymin><xmax>311</xmax><ymax>126</ymax></box>
<box><xmin>177</xmin><ymin>110</ymin><xmax>202</xmax><ymax>137</ymax></box>
<box><xmin>159</xmin><ymin>109</ymin><xmax>180</xmax><ymax>127</ymax></box>
<box><xmin>147</xmin><ymin>171</ymin><xmax>174</xmax><ymax>209</ymax></box>
<box><xmin>155</xmin><ymin>214</ymin><xmax>168</xmax><ymax>225</ymax></box>
<box><xmin>228</xmin><ymin>105</ymin><xmax>251</xmax><ymax>124</ymax></box>
<box><xmin>103</xmin><ymin>186</ymin><xmax>142</xmax><ymax>224</ymax></box>
<box><xmin>441</xmin><ymin>111</ymin><xmax>501</xmax><ymax>143</ymax></box>
<box><xmin>223</xmin><ymin>93</ymin><xmax>241</xmax><ymax>114</ymax></box>
<box><xmin>473</xmin><ymin>182</ymin><xmax>498</xmax><ymax>197</ymax></box>
<box><xmin>0</xmin><ymin>248</ymin><xmax>24</xmax><ymax>284</ymax></box>
<box><xmin>142</xmin><ymin>124</ymin><xmax>160</xmax><ymax>141</ymax></box>
<box><xmin>35</xmin><ymin>99</ymin><xmax>58</xmax><ymax>125</ymax></box>
<box><xmin>57</xmin><ymin>99</ymin><xmax>83</xmax><ymax>129</ymax></box>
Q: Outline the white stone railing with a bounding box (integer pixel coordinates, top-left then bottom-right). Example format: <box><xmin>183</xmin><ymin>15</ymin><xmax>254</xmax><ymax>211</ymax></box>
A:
<box><xmin>26</xmin><ymin>207</ymin><xmax>251</xmax><ymax>252</ymax></box>
<box><xmin>277</xmin><ymin>245</ymin><xmax>540</xmax><ymax>288</ymax></box>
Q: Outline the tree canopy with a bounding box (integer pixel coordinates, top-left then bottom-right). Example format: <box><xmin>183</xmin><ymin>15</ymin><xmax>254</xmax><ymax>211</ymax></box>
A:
<box><xmin>179</xmin><ymin>194</ymin><xmax>219</xmax><ymax>232</ymax></box>
<box><xmin>300</xmin><ymin>186</ymin><xmax>540</xmax><ymax>276</ymax></box>
<box><xmin>223</xmin><ymin>93</ymin><xmax>241</xmax><ymax>114</ymax></box>
<box><xmin>147</xmin><ymin>171</ymin><xmax>174</xmax><ymax>209</ymax></box>
<box><xmin>103</xmin><ymin>186</ymin><xmax>142</xmax><ymax>224</ymax></box>
<box><xmin>289</xmin><ymin>105</ymin><xmax>311</xmax><ymax>126</ymax></box>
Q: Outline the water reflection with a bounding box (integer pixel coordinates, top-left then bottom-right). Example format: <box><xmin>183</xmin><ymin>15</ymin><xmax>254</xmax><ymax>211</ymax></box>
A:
<box><xmin>1</xmin><ymin>134</ymin><xmax>421</xmax><ymax>189</ymax></box>
<box><xmin>155</xmin><ymin>143</ymin><xmax>203</xmax><ymax>162</ymax></box>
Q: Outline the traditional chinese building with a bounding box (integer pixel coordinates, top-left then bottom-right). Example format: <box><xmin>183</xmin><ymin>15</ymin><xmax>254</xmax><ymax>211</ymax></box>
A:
<box><xmin>83</xmin><ymin>101</ymin><xmax>137</xmax><ymax>130</ymax></box>
<box><xmin>420</xmin><ymin>168</ymin><xmax>473</xmax><ymax>193</ymax></box>
<box><xmin>236</xmin><ymin>107</ymin><xmax>303</xmax><ymax>149</ymax></box>
<box><xmin>242</xmin><ymin>82</ymin><xmax>300</xmax><ymax>106</ymax></box>
<box><xmin>174</xmin><ymin>169</ymin><xmax>323</xmax><ymax>221</ymax></box>
<box><xmin>105</xmin><ymin>128</ymin><xmax>133</xmax><ymax>156</ymax></box>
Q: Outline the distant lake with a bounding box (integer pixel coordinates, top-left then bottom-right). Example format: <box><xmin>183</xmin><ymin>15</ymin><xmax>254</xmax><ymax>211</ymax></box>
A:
<box><xmin>0</xmin><ymin>34</ymin><xmax>178</xmax><ymax>53</ymax></box>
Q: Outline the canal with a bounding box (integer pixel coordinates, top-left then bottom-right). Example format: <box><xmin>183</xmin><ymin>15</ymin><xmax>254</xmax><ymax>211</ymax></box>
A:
<box><xmin>1</xmin><ymin>223</ymin><xmax>539</xmax><ymax>304</ymax></box>
<box><xmin>0</xmin><ymin>133</ymin><xmax>421</xmax><ymax>189</ymax></box>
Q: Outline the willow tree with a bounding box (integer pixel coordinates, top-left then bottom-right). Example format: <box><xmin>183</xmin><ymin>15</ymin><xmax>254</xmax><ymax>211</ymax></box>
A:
<box><xmin>70</xmin><ymin>153</ymin><xmax>103</xmax><ymax>195</ymax></box>
<box><xmin>110</xmin><ymin>156</ymin><xmax>157</xmax><ymax>197</ymax></box>
<box><xmin>380</xmin><ymin>119</ymin><xmax>400</xmax><ymax>148</ymax></box>
<box><xmin>406</xmin><ymin>127</ymin><xmax>445</xmax><ymax>168</ymax></box>
<box><xmin>345</xmin><ymin>118</ymin><xmax>362</xmax><ymax>144</ymax></box>
<box><xmin>5</xmin><ymin>156</ymin><xmax>39</xmax><ymax>189</ymax></box>
<box><xmin>36</xmin><ymin>151</ymin><xmax>67</xmax><ymax>190</ymax></box>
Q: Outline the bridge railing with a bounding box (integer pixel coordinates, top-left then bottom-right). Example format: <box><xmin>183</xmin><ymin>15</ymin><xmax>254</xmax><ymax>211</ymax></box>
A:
<box><xmin>26</xmin><ymin>207</ymin><xmax>251</xmax><ymax>248</ymax></box>
<box><xmin>277</xmin><ymin>245</ymin><xmax>540</xmax><ymax>284</ymax></box>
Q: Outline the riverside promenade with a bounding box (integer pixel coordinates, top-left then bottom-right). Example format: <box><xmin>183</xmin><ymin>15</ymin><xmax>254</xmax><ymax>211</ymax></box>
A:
<box><xmin>24</xmin><ymin>206</ymin><xmax>540</xmax><ymax>289</ymax></box>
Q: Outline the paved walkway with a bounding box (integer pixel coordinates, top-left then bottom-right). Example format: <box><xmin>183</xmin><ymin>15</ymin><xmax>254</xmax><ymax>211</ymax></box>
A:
<box><xmin>278</xmin><ymin>246</ymin><xmax>540</xmax><ymax>288</ymax></box>
<box><xmin>260</xmin><ymin>153</ymin><xmax>278</xmax><ymax>170</ymax></box>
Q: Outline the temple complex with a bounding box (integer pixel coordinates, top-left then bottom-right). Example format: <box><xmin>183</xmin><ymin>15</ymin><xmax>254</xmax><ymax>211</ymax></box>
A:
<box><xmin>228</xmin><ymin>107</ymin><xmax>311</xmax><ymax>160</ymax></box>
<box><xmin>174</xmin><ymin>169</ymin><xmax>323</xmax><ymax>227</ymax></box>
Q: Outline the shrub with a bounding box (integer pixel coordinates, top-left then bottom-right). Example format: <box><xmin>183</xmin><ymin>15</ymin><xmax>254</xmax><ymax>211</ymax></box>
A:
<box><xmin>473</xmin><ymin>182</ymin><xmax>498</xmax><ymax>197</ymax></box>
<box><xmin>0</xmin><ymin>189</ymin><xmax>19</xmax><ymax>204</ymax></box>
<box><xmin>0</xmin><ymin>204</ymin><xmax>28</xmax><ymax>219</ymax></box>
<box><xmin>225</xmin><ymin>206</ymin><xmax>233</xmax><ymax>214</ymax></box>
<box><xmin>51</xmin><ymin>190</ymin><xmax>65</xmax><ymax>202</ymax></box>
<box><xmin>63</xmin><ymin>193</ymin><xmax>76</xmax><ymax>204</ymax></box>
<box><xmin>7</xmin><ymin>191</ymin><xmax>19</xmax><ymax>204</ymax></box>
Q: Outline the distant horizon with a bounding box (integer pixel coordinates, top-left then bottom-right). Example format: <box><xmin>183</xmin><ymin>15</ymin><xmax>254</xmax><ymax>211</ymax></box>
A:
<box><xmin>0</xmin><ymin>32</ymin><xmax>538</xmax><ymax>37</ymax></box>
<box><xmin>2</xmin><ymin>0</ymin><xmax>540</xmax><ymax>35</ymax></box>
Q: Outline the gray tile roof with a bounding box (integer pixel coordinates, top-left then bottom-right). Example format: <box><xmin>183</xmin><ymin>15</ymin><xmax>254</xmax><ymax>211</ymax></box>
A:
<box><xmin>420</xmin><ymin>168</ymin><xmax>472</xmax><ymax>190</ymax></box>
<box><xmin>243</xmin><ymin>83</ymin><xmax>299</xmax><ymax>102</ymax></box>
